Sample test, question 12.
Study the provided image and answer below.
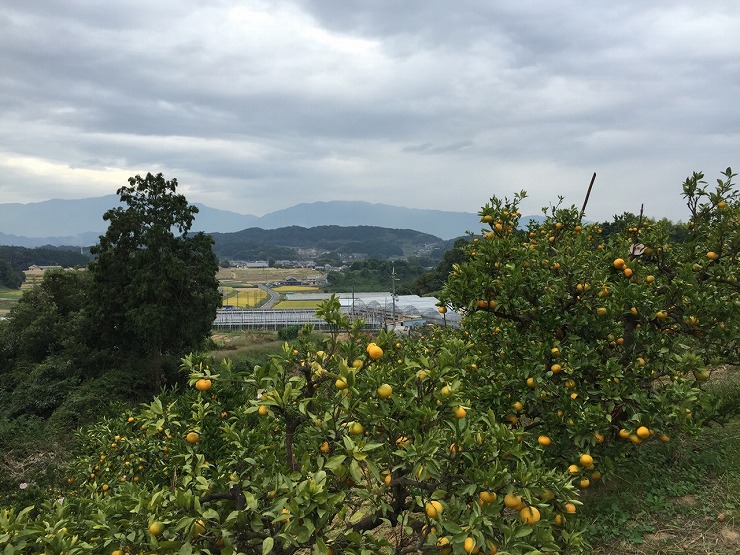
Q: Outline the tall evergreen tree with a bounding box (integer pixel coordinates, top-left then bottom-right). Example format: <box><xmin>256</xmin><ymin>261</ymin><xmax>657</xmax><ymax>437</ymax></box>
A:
<box><xmin>88</xmin><ymin>173</ymin><xmax>220</xmax><ymax>389</ymax></box>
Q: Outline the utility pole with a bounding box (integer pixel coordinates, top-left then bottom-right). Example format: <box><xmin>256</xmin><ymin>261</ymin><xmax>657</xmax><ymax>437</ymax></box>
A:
<box><xmin>391</xmin><ymin>265</ymin><xmax>399</xmax><ymax>323</ymax></box>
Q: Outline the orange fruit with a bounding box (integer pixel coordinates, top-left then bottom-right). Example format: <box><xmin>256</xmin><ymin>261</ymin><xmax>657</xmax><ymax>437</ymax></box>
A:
<box><xmin>148</xmin><ymin>521</ymin><xmax>165</xmax><ymax>535</ymax></box>
<box><xmin>195</xmin><ymin>378</ymin><xmax>212</xmax><ymax>391</ymax></box>
<box><xmin>377</xmin><ymin>383</ymin><xmax>393</xmax><ymax>399</ymax></box>
<box><xmin>463</xmin><ymin>537</ymin><xmax>476</xmax><ymax>554</ymax></box>
<box><xmin>564</xmin><ymin>502</ymin><xmax>577</xmax><ymax>514</ymax></box>
<box><xmin>538</xmin><ymin>435</ymin><xmax>552</xmax><ymax>446</ymax></box>
<box><xmin>257</xmin><ymin>405</ymin><xmax>269</xmax><ymax>416</ymax></box>
<box><xmin>613</xmin><ymin>258</ymin><xmax>625</xmax><ymax>269</ymax></box>
<box><xmin>504</xmin><ymin>492</ymin><xmax>524</xmax><ymax>510</ymax></box>
<box><xmin>186</xmin><ymin>431</ymin><xmax>200</xmax><ymax>444</ymax></box>
<box><xmin>367</xmin><ymin>344</ymin><xmax>384</xmax><ymax>360</ymax></box>
<box><xmin>479</xmin><ymin>490</ymin><xmax>497</xmax><ymax>504</ymax></box>
<box><xmin>579</xmin><ymin>453</ymin><xmax>593</xmax><ymax>467</ymax></box>
<box><xmin>454</xmin><ymin>406</ymin><xmax>467</xmax><ymax>419</ymax></box>
<box><xmin>425</xmin><ymin>500</ymin><xmax>443</xmax><ymax>519</ymax></box>
<box><xmin>636</xmin><ymin>426</ymin><xmax>650</xmax><ymax>439</ymax></box>
<box><xmin>519</xmin><ymin>506</ymin><xmax>541</xmax><ymax>524</ymax></box>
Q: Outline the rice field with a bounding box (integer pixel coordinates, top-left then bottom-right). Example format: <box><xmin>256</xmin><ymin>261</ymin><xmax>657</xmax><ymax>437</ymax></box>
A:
<box><xmin>221</xmin><ymin>287</ymin><xmax>269</xmax><ymax>308</ymax></box>
<box><xmin>272</xmin><ymin>285</ymin><xmax>321</xmax><ymax>293</ymax></box>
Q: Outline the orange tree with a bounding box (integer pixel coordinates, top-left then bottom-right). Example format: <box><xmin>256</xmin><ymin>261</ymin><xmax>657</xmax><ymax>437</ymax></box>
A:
<box><xmin>439</xmin><ymin>168</ymin><xmax>740</xmax><ymax>482</ymax></box>
<box><xmin>0</xmin><ymin>299</ymin><xmax>584</xmax><ymax>554</ymax></box>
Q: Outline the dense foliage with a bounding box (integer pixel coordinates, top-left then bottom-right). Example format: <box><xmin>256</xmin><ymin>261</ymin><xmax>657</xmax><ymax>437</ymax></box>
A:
<box><xmin>1</xmin><ymin>169</ymin><xmax>738</xmax><ymax>555</ymax></box>
<box><xmin>325</xmin><ymin>259</ymin><xmax>427</xmax><ymax>294</ymax></box>
<box><xmin>88</xmin><ymin>173</ymin><xmax>221</xmax><ymax>390</ymax></box>
<box><xmin>0</xmin><ymin>245</ymin><xmax>91</xmax><ymax>288</ymax></box>
<box><xmin>211</xmin><ymin>226</ymin><xmax>444</xmax><ymax>262</ymax></box>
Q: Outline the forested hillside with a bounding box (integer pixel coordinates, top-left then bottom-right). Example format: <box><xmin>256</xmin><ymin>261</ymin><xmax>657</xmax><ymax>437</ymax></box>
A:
<box><xmin>210</xmin><ymin>225</ymin><xmax>445</xmax><ymax>261</ymax></box>
<box><xmin>0</xmin><ymin>246</ymin><xmax>91</xmax><ymax>288</ymax></box>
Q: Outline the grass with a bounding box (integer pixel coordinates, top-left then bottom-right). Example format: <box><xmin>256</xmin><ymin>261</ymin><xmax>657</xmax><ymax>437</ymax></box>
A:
<box><xmin>272</xmin><ymin>285</ymin><xmax>322</xmax><ymax>292</ymax></box>
<box><xmin>0</xmin><ymin>287</ymin><xmax>23</xmax><ymax>317</ymax></box>
<box><xmin>209</xmin><ymin>330</ymin><xmax>284</xmax><ymax>362</ymax></box>
<box><xmin>584</xmin><ymin>372</ymin><xmax>740</xmax><ymax>554</ymax></box>
<box><xmin>272</xmin><ymin>300</ymin><xmax>323</xmax><ymax>309</ymax></box>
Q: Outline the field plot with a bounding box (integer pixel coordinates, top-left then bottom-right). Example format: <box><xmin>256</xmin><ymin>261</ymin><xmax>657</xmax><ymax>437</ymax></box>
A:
<box><xmin>221</xmin><ymin>286</ymin><xmax>268</xmax><ymax>308</ymax></box>
<box><xmin>217</xmin><ymin>267</ymin><xmax>324</xmax><ymax>286</ymax></box>
<box><xmin>0</xmin><ymin>287</ymin><xmax>22</xmax><ymax>317</ymax></box>
<box><xmin>272</xmin><ymin>285</ymin><xmax>321</xmax><ymax>293</ymax></box>
<box><xmin>272</xmin><ymin>299</ymin><xmax>323</xmax><ymax>309</ymax></box>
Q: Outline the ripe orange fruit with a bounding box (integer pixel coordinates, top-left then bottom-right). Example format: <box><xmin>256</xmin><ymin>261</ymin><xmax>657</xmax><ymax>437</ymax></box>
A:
<box><xmin>349</xmin><ymin>422</ymin><xmax>364</xmax><ymax>436</ymax></box>
<box><xmin>550</xmin><ymin>363</ymin><xmax>562</xmax><ymax>373</ymax></box>
<box><xmin>636</xmin><ymin>426</ymin><xmax>651</xmax><ymax>439</ymax></box>
<box><xmin>645</xmin><ymin>275</ymin><xmax>655</xmax><ymax>283</ymax></box>
<box><xmin>526</xmin><ymin>377</ymin><xmax>537</xmax><ymax>388</ymax></box>
<box><xmin>438</xmin><ymin>306</ymin><xmax>447</xmax><ymax>314</ymax></box>
<box><xmin>707</xmin><ymin>251</ymin><xmax>719</xmax><ymax>260</ymax></box>
<box><xmin>629</xmin><ymin>434</ymin><xmax>642</xmax><ymax>445</ymax></box>
<box><xmin>367</xmin><ymin>344</ymin><xmax>384</xmax><ymax>360</ymax></box>
<box><xmin>564</xmin><ymin>502</ymin><xmax>577</xmax><ymax>514</ymax></box>
<box><xmin>186</xmin><ymin>431</ymin><xmax>200</xmax><ymax>444</ymax></box>
<box><xmin>512</xmin><ymin>401</ymin><xmax>524</xmax><ymax>412</ymax></box>
<box><xmin>377</xmin><ymin>383</ymin><xmax>393</xmax><ymax>399</ymax></box>
<box><xmin>352</xmin><ymin>359</ymin><xmax>363</xmax><ymax>369</ymax></box>
<box><xmin>335</xmin><ymin>378</ymin><xmax>348</xmax><ymax>390</ymax></box>
<box><xmin>596</xmin><ymin>307</ymin><xmax>608</xmax><ymax>316</ymax></box>
<box><xmin>437</xmin><ymin>536</ymin><xmax>451</xmax><ymax>555</ymax></box>
<box><xmin>503</xmin><ymin>492</ymin><xmax>524</xmax><ymax>510</ymax></box>
<box><xmin>464</xmin><ymin>537</ymin><xmax>476</xmax><ymax>554</ymax></box>
<box><xmin>554</xmin><ymin>514</ymin><xmax>564</xmax><ymax>527</ymax></box>
<box><xmin>195</xmin><ymin>378</ymin><xmax>212</xmax><ymax>391</ymax></box>
<box><xmin>425</xmin><ymin>500</ymin><xmax>444</xmax><ymax>519</ymax></box>
<box><xmin>579</xmin><ymin>453</ymin><xmax>593</xmax><ymax>467</ymax></box>
<box><xmin>623</xmin><ymin>267</ymin><xmax>633</xmax><ymax>278</ymax></box>
<box><xmin>579</xmin><ymin>478</ymin><xmax>590</xmax><ymax>489</ymax></box>
<box><xmin>148</xmin><ymin>521</ymin><xmax>165</xmax><ymax>535</ymax></box>
<box><xmin>594</xmin><ymin>432</ymin><xmax>604</xmax><ymax>443</ymax></box>
<box><xmin>659</xmin><ymin>433</ymin><xmax>670</xmax><ymax>443</ymax></box>
<box><xmin>320</xmin><ymin>441</ymin><xmax>330</xmax><ymax>454</ymax></box>
<box><xmin>519</xmin><ymin>506</ymin><xmax>541</xmax><ymax>524</ymax></box>
<box><xmin>538</xmin><ymin>435</ymin><xmax>552</xmax><ymax>446</ymax></box>
<box><xmin>454</xmin><ymin>406</ymin><xmax>467</xmax><ymax>419</ymax></box>
<box><xmin>619</xmin><ymin>428</ymin><xmax>630</xmax><ymax>439</ymax></box>
<box><xmin>257</xmin><ymin>405</ymin><xmax>269</xmax><ymax>416</ymax></box>
<box><xmin>613</xmin><ymin>258</ymin><xmax>625</xmax><ymax>269</ymax></box>
<box><xmin>568</xmin><ymin>464</ymin><xmax>579</xmax><ymax>476</ymax></box>
<box><xmin>479</xmin><ymin>490</ymin><xmax>496</xmax><ymax>504</ymax></box>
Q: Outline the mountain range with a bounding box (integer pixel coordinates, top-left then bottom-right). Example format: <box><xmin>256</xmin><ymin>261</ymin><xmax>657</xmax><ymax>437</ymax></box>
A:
<box><xmin>0</xmin><ymin>196</ymin><xmax>483</xmax><ymax>247</ymax></box>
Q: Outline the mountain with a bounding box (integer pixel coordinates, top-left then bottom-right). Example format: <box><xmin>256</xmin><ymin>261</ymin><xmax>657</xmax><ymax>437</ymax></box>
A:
<box><xmin>0</xmin><ymin>197</ymin><xmax>480</xmax><ymax>246</ymax></box>
<box><xmin>210</xmin><ymin>225</ymin><xmax>445</xmax><ymax>261</ymax></box>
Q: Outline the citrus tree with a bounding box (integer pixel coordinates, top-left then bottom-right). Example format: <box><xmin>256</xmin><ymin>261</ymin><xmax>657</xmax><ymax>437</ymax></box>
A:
<box><xmin>3</xmin><ymin>168</ymin><xmax>737</xmax><ymax>555</ymax></box>
<box><xmin>439</xmin><ymin>168</ymin><xmax>740</xmax><ymax>482</ymax></box>
<box><xmin>0</xmin><ymin>299</ymin><xmax>584</xmax><ymax>554</ymax></box>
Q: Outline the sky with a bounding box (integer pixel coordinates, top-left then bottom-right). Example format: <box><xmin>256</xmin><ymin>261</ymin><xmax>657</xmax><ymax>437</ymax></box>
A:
<box><xmin>1</xmin><ymin>0</ymin><xmax>739</xmax><ymax>223</ymax></box>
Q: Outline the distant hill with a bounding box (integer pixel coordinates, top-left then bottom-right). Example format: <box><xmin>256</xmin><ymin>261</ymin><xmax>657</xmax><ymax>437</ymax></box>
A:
<box><xmin>210</xmin><ymin>226</ymin><xmax>445</xmax><ymax>261</ymax></box>
<box><xmin>0</xmin><ymin>197</ymin><xmax>480</xmax><ymax>246</ymax></box>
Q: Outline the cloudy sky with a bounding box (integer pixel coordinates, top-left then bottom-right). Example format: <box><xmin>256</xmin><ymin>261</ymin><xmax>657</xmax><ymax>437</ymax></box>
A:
<box><xmin>1</xmin><ymin>0</ymin><xmax>739</xmax><ymax>222</ymax></box>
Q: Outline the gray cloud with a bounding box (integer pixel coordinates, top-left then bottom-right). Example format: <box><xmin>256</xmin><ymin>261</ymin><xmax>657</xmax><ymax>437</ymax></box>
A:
<box><xmin>1</xmin><ymin>0</ymin><xmax>739</xmax><ymax>222</ymax></box>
